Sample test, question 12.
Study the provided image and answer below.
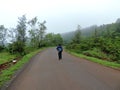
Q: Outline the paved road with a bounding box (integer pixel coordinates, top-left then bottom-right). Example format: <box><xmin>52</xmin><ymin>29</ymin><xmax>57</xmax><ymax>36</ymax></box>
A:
<box><xmin>7</xmin><ymin>48</ymin><xmax>120</xmax><ymax>90</ymax></box>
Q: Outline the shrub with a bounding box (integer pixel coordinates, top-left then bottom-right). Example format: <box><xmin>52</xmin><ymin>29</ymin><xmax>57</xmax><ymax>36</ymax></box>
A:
<box><xmin>82</xmin><ymin>48</ymin><xmax>110</xmax><ymax>60</ymax></box>
<box><xmin>0</xmin><ymin>45</ymin><xmax>4</xmax><ymax>52</ymax></box>
<box><xmin>8</xmin><ymin>42</ymin><xmax>25</xmax><ymax>56</ymax></box>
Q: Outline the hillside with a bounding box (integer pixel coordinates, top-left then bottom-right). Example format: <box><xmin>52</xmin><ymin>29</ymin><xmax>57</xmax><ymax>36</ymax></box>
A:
<box><xmin>61</xmin><ymin>18</ymin><xmax>120</xmax><ymax>42</ymax></box>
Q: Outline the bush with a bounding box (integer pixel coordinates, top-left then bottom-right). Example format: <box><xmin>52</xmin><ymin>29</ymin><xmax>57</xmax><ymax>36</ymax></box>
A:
<box><xmin>79</xmin><ymin>43</ymin><xmax>91</xmax><ymax>51</ymax></box>
<box><xmin>100</xmin><ymin>38</ymin><xmax>120</xmax><ymax>61</ymax></box>
<box><xmin>117</xmin><ymin>60</ymin><xmax>120</xmax><ymax>64</ymax></box>
<box><xmin>82</xmin><ymin>48</ymin><xmax>110</xmax><ymax>60</ymax></box>
<box><xmin>66</xmin><ymin>37</ymin><xmax>120</xmax><ymax>63</ymax></box>
<box><xmin>0</xmin><ymin>45</ymin><xmax>4</xmax><ymax>52</ymax></box>
<box><xmin>8</xmin><ymin>42</ymin><xmax>25</xmax><ymax>56</ymax></box>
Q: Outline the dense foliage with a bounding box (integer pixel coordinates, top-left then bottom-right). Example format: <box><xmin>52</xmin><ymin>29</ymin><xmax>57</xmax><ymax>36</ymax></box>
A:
<box><xmin>66</xmin><ymin>20</ymin><xmax>120</xmax><ymax>63</ymax></box>
<box><xmin>0</xmin><ymin>15</ymin><xmax>63</xmax><ymax>56</ymax></box>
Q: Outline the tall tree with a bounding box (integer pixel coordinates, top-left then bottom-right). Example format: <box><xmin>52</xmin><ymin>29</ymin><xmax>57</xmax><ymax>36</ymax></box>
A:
<box><xmin>15</xmin><ymin>15</ymin><xmax>27</xmax><ymax>55</ymax></box>
<box><xmin>16</xmin><ymin>15</ymin><xmax>27</xmax><ymax>43</ymax></box>
<box><xmin>72</xmin><ymin>25</ymin><xmax>81</xmax><ymax>44</ymax></box>
<box><xmin>8</xmin><ymin>28</ymin><xmax>17</xmax><ymax>43</ymax></box>
<box><xmin>38</xmin><ymin>21</ymin><xmax>47</xmax><ymax>47</ymax></box>
<box><xmin>53</xmin><ymin>34</ymin><xmax>63</xmax><ymax>46</ymax></box>
<box><xmin>44</xmin><ymin>33</ymin><xmax>54</xmax><ymax>46</ymax></box>
<box><xmin>45</xmin><ymin>33</ymin><xmax>63</xmax><ymax>46</ymax></box>
<box><xmin>28</xmin><ymin>17</ymin><xmax>38</xmax><ymax>48</ymax></box>
<box><xmin>0</xmin><ymin>25</ymin><xmax>7</xmax><ymax>47</ymax></box>
<box><xmin>7</xmin><ymin>28</ymin><xmax>19</xmax><ymax>54</ymax></box>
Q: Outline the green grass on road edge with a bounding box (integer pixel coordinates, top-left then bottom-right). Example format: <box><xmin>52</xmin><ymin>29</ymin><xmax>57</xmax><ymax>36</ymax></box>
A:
<box><xmin>0</xmin><ymin>48</ymin><xmax>45</xmax><ymax>87</ymax></box>
<box><xmin>66</xmin><ymin>50</ymin><xmax>120</xmax><ymax>69</ymax></box>
<box><xmin>0</xmin><ymin>52</ymin><xmax>17</xmax><ymax>64</ymax></box>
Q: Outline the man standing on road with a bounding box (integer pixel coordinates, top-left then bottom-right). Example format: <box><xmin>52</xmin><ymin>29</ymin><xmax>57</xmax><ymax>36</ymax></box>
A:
<box><xmin>56</xmin><ymin>44</ymin><xmax>63</xmax><ymax>60</ymax></box>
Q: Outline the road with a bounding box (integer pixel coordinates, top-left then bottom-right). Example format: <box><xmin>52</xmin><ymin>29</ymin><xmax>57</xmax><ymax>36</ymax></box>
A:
<box><xmin>7</xmin><ymin>48</ymin><xmax>120</xmax><ymax>90</ymax></box>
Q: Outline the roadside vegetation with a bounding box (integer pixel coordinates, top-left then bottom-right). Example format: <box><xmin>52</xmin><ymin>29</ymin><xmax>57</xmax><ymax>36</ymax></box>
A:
<box><xmin>0</xmin><ymin>48</ymin><xmax>45</xmax><ymax>87</ymax></box>
<box><xmin>66</xmin><ymin>50</ymin><xmax>120</xmax><ymax>69</ymax></box>
<box><xmin>0</xmin><ymin>52</ymin><xmax>16</xmax><ymax>64</ymax></box>
<box><xmin>0</xmin><ymin>15</ymin><xmax>63</xmax><ymax>87</ymax></box>
<box><xmin>65</xmin><ymin>19</ymin><xmax>120</xmax><ymax>65</ymax></box>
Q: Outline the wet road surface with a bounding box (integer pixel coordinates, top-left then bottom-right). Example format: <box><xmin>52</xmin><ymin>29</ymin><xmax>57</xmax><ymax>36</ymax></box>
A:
<box><xmin>7</xmin><ymin>48</ymin><xmax>120</xmax><ymax>90</ymax></box>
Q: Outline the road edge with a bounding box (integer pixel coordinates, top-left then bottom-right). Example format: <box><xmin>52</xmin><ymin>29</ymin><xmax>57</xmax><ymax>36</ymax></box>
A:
<box><xmin>0</xmin><ymin>49</ymin><xmax>46</xmax><ymax>90</ymax></box>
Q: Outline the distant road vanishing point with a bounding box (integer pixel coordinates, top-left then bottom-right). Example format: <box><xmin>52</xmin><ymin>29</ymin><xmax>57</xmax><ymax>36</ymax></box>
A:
<box><xmin>7</xmin><ymin>48</ymin><xmax>120</xmax><ymax>90</ymax></box>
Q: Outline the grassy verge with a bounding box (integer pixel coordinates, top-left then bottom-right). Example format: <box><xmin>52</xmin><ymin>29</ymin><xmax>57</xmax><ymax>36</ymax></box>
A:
<box><xmin>0</xmin><ymin>48</ymin><xmax>45</xmax><ymax>87</ymax></box>
<box><xmin>0</xmin><ymin>52</ymin><xmax>16</xmax><ymax>64</ymax></box>
<box><xmin>66</xmin><ymin>50</ymin><xmax>120</xmax><ymax>69</ymax></box>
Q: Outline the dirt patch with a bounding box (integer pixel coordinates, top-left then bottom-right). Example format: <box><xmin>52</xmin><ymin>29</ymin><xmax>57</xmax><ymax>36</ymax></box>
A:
<box><xmin>0</xmin><ymin>57</ymin><xmax>21</xmax><ymax>73</ymax></box>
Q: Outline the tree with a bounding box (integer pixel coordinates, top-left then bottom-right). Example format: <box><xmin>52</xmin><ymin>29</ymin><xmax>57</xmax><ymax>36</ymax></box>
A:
<box><xmin>10</xmin><ymin>15</ymin><xmax>27</xmax><ymax>55</ymax></box>
<box><xmin>7</xmin><ymin>28</ymin><xmax>18</xmax><ymax>54</ymax></box>
<box><xmin>28</xmin><ymin>17</ymin><xmax>38</xmax><ymax>48</ymax></box>
<box><xmin>93</xmin><ymin>28</ymin><xmax>99</xmax><ymax>44</ymax></box>
<box><xmin>38</xmin><ymin>21</ymin><xmax>47</xmax><ymax>47</ymax></box>
<box><xmin>44</xmin><ymin>33</ymin><xmax>54</xmax><ymax>46</ymax></box>
<box><xmin>116</xmin><ymin>18</ymin><xmax>120</xmax><ymax>23</ymax></box>
<box><xmin>53</xmin><ymin>34</ymin><xmax>63</xmax><ymax>46</ymax></box>
<box><xmin>115</xmin><ymin>22</ymin><xmax>120</xmax><ymax>34</ymax></box>
<box><xmin>28</xmin><ymin>17</ymin><xmax>37</xmax><ymax>27</ymax></box>
<box><xmin>72</xmin><ymin>25</ymin><xmax>81</xmax><ymax>44</ymax></box>
<box><xmin>28</xmin><ymin>17</ymin><xmax>47</xmax><ymax>48</ymax></box>
<box><xmin>16</xmin><ymin>15</ymin><xmax>27</xmax><ymax>43</ymax></box>
<box><xmin>0</xmin><ymin>25</ymin><xmax>7</xmax><ymax>48</ymax></box>
<box><xmin>44</xmin><ymin>33</ymin><xmax>63</xmax><ymax>46</ymax></box>
<box><xmin>8</xmin><ymin>28</ymin><xmax>17</xmax><ymax>43</ymax></box>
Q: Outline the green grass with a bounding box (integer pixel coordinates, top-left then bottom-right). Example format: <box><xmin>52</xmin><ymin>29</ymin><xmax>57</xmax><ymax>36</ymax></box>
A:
<box><xmin>0</xmin><ymin>48</ymin><xmax>45</xmax><ymax>87</ymax></box>
<box><xmin>66</xmin><ymin>50</ymin><xmax>120</xmax><ymax>69</ymax></box>
<box><xmin>0</xmin><ymin>52</ymin><xmax>16</xmax><ymax>64</ymax></box>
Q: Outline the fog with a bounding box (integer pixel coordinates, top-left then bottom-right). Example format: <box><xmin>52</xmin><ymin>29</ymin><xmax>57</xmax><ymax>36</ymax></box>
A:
<box><xmin>0</xmin><ymin>0</ymin><xmax>120</xmax><ymax>33</ymax></box>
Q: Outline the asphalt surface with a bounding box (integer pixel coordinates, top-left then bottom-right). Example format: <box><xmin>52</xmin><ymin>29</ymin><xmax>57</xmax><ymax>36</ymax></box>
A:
<box><xmin>7</xmin><ymin>48</ymin><xmax>120</xmax><ymax>90</ymax></box>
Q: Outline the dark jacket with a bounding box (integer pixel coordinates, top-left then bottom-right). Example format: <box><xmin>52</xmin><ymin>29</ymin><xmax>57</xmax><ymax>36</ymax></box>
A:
<box><xmin>56</xmin><ymin>46</ymin><xmax>63</xmax><ymax>52</ymax></box>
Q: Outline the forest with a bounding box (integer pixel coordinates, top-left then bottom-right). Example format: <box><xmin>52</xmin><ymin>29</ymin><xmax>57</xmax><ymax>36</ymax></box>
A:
<box><xmin>65</xmin><ymin>19</ymin><xmax>120</xmax><ymax>63</ymax></box>
<box><xmin>0</xmin><ymin>15</ymin><xmax>63</xmax><ymax>56</ymax></box>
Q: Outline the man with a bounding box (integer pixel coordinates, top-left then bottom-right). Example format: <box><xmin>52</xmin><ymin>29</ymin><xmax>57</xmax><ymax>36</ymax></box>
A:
<box><xmin>56</xmin><ymin>44</ymin><xmax>63</xmax><ymax>60</ymax></box>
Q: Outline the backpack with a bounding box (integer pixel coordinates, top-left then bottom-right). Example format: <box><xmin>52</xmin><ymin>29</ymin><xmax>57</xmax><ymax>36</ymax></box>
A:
<box><xmin>58</xmin><ymin>47</ymin><xmax>62</xmax><ymax>52</ymax></box>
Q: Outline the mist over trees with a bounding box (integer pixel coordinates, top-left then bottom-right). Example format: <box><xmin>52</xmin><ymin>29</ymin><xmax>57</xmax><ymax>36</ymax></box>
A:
<box><xmin>72</xmin><ymin>25</ymin><xmax>81</xmax><ymax>44</ymax></box>
<box><xmin>61</xmin><ymin>25</ymin><xmax>98</xmax><ymax>43</ymax></box>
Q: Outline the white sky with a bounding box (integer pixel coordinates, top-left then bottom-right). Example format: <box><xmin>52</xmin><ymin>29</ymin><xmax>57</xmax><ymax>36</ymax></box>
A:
<box><xmin>0</xmin><ymin>0</ymin><xmax>120</xmax><ymax>33</ymax></box>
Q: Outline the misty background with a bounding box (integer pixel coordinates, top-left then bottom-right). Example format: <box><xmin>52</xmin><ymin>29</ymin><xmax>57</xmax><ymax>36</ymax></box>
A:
<box><xmin>0</xmin><ymin>0</ymin><xmax>120</xmax><ymax>33</ymax></box>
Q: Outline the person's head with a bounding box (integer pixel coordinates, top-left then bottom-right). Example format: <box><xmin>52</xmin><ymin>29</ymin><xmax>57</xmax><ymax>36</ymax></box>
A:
<box><xmin>58</xmin><ymin>44</ymin><xmax>61</xmax><ymax>46</ymax></box>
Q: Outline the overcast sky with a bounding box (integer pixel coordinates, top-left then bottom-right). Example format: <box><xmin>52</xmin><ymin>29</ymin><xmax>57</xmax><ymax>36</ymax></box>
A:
<box><xmin>0</xmin><ymin>0</ymin><xmax>120</xmax><ymax>33</ymax></box>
